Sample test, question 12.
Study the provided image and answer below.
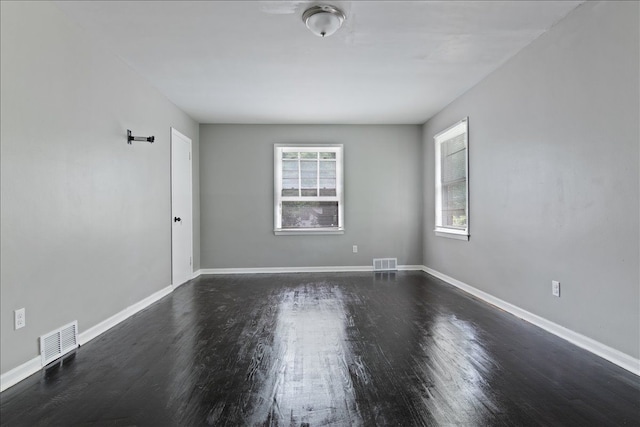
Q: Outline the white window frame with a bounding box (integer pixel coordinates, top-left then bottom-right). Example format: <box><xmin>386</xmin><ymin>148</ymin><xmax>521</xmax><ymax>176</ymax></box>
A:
<box><xmin>274</xmin><ymin>144</ymin><xmax>344</xmax><ymax>235</ymax></box>
<box><xmin>434</xmin><ymin>117</ymin><xmax>469</xmax><ymax>241</ymax></box>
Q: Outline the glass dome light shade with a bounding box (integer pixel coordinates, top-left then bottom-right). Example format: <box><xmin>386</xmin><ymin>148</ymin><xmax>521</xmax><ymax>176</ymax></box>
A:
<box><xmin>302</xmin><ymin>5</ymin><xmax>346</xmax><ymax>38</ymax></box>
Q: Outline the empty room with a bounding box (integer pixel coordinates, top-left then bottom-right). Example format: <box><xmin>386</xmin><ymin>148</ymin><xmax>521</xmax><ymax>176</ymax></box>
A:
<box><xmin>1</xmin><ymin>1</ymin><xmax>638</xmax><ymax>426</ymax></box>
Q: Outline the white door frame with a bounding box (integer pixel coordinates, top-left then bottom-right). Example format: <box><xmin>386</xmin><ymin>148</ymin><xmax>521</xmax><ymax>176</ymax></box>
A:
<box><xmin>171</xmin><ymin>127</ymin><xmax>193</xmax><ymax>288</ymax></box>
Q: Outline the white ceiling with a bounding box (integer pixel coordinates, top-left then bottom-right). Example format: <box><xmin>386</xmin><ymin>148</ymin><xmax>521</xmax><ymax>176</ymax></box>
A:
<box><xmin>54</xmin><ymin>1</ymin><xmax>583</xmax><ymax>124</ymax></box>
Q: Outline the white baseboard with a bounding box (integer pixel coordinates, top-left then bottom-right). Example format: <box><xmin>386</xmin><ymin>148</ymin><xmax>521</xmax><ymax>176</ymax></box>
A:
<box><xmin>172</xmin><ymin>273</ymin><xmax>197</xmax><ymax>290</ymax></box>
<box><xmin>199</xmin><ymin>265</ymin><xmax>424</xmax><ymax>275</ymax></box>
<box><xmin>0</xmin><ymin>356</ymin><xmax>41</xmax><ymax>393</ymax></box>
<box><xmin>397</xmin><ymin>265</ymin><xmax>425</xmax><ymax>271</ymax></box>
<box><xmin>78</xmin><ymin>285</ymin><xmax>173</xmax><ymax>346</ymax></box>
<box><xmin>422</xmin><ymin>266</ymin><xmax>640</xmax><ymax>376</ymax></box>
<box><xmin>1</xmin><ymin>285</ymin><xmax>173</xmax><ymax>393</ymax></box>
<box><xmin>171</xmin><ymin>269</ymin><xmax>202</xmax><ymax>289</ymax></box>
<box><xmin>4</xmin><ymin>265</ymin><xmax>635</xmax><ymax>393</ymax></box>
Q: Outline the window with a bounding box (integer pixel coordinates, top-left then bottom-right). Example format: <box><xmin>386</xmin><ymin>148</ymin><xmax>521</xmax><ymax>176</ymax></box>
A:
<box><xmin>274</xmin><ymin>144</ymin><xmax>344</xmax><ymax>235</ymax></box>
<box><xmin>434</xmin><ymin>118</ymin><xmax>469</xmax><ymax>240</ymax></box>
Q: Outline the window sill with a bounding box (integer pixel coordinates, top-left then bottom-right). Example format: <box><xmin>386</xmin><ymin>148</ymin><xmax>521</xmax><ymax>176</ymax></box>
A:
<box><xmin>434</xmin><ymin>229</ymin><xmax>469</xmax><ymax>241</ymax></box>
<box><xmin>275</xmin><ymin>228</ymin><xmax>344</xmax><ymax>236</ymax></box>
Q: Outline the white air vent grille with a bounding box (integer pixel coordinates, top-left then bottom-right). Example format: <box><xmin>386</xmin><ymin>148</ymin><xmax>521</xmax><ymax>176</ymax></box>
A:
<box><xmin>373</xmin><ymin>258</ymin><xmax>398</xmax><ymax>271</ymax></box>
<box><xmin>40</xmin><ymin>321</ymin><xmax>78</xmax><ymax>366</ymax></box>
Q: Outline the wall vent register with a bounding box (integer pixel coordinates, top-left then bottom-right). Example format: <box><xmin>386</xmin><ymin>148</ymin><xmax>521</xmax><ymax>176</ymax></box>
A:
<box><xmin>373</xmin><ymin>258</ymin><xmax>398</xmax><ymax>271</ymax></box>
<box><xmin>40</xmin><ymin>321</ymin><xmax>78</xmax><ymax>367</ymax></box>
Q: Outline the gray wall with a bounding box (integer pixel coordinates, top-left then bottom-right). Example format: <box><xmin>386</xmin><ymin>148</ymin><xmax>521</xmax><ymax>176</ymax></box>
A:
<box><xmin>200</xmin><ymin>125</ymin><xmax>423</xmax><ymax>268</ymax></box>
<box><xmin>1</xmin><ymin>1</ymin><xmax>199</xmax><ymax>374</ymax></box>
<box><xmin>422</xmin><ymin>1</ymin><xmax>639</xmax><ymax>358</ymax></box>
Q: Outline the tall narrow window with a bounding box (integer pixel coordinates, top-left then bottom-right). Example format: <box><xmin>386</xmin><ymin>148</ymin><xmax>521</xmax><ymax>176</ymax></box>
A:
<box><xmin>434</xmin><ymin>118</ymin><xmax>469</xmax><ymax>240</ymax></box>
<box><xmin>274</xmin><ymin>144</ymin><xmax>344</xmax><ymax>235</ymax></box>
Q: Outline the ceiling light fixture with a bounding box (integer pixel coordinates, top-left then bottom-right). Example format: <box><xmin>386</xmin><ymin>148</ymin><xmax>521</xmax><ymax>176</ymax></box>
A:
<box><xmin>302</xmin><ymin>5</ymin><xmax>346</xmax><ymax>38</ymax></box>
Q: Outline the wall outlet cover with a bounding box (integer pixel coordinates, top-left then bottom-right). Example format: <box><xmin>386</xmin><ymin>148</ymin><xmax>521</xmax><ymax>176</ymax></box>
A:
<box><xmin>552</xmin><ymin>280</ymin><xmax>561</xmax><ymax>297</ymax></box>
<box><xmin>14</xmin><ymin>308</ymin><xmax>26</xmax><ymax>330</ymax></box>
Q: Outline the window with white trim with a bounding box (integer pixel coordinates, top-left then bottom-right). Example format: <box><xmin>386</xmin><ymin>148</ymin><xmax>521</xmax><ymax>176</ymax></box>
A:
<box><xmin>274</xmin><ymin>144</ymin><xmax>344</xmax><ymax>235</ymax></box>
<box><xmin>434</xmin><ymin>118</ymin><xmax>469</xmax><ymax>240</ymax></box>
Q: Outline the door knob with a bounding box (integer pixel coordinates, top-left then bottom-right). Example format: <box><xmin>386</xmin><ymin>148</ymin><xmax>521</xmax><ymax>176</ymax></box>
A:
<box><xmin>174</xmin><ymin>217</ymin><xmax>181</xmax><ymax>222</ymax></box>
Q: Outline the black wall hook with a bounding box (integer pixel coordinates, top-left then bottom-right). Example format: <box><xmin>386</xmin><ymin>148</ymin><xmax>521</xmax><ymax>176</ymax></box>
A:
<box><xmin>127</xmin><ymin>130</ymin><xmax>155</xmax><ymax>144</ymax></box>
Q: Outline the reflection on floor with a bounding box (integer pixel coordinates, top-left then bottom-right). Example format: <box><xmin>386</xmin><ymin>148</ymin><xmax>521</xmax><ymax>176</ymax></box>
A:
<box><xmin>1</xmin><ymin>272</ymin><xmax>638</xmax><ymax>426</ymax></box>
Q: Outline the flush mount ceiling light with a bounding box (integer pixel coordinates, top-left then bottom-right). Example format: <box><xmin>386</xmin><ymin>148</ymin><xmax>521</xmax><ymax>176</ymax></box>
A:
<box><xmin>302</xmin><ymin>4</ymin><xmax>346</xmax><ymax>38</ymax></box>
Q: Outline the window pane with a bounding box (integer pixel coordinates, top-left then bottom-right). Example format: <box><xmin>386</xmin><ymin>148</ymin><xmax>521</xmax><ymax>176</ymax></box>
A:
<box><xmin>443</xmin><ymin>181</ymin><xmax>466</xmax><ymax>210</ymax></box>
<box><xmin>443</xmin><ymin>134</ymin><xmax>465</xmax><ymax>156</ymax></box>
<box><xmin>275</xmin><ymin>145</ymin><xmax>343</xmax><ymax>232</ymax></box>
<box><xmin>282</xmin><ymin>160</ymin><xmax>298</xmax><ymax>170</ymax></box>
<box><xmin>319</xmin><ymin>188</ymin><xmax>337</xmax><ymax>196</ymax></box>
<box><xmin>282</xmin><ymin>201</ymin><xmax>339</xmax><ymax>228</ymax></box>
<box><xmin>301</xmin><ymin>176</ymin><xmax>317</xmax><ymax>196</ymax></box>
<box><xmin>441</xmin><ymin>181</ymin><xmax>467</xmax><ymax>228</ymax></box>
<box><xmin>320</xmin><ymin>178</ymin><xmax>336</xmax><ymax>190</ymax></box>
<box><xmin>435</xmin><ymin>121</ymin><xmax>468</xmax><ymax>233</ymax></box>
<box><xmin>282</xmin><ymin>178</ymin><xmax>300</xmax><ymax>189</ymax></box>
<box><xmin>282</xmin><ymin>160</ymin><xmax>299</xmax><ymax>179</ymax></box>
<box><xmin>442</xmin><ymin>148</ymin><xmax>466</xmax><ymax>183</ymax></box>
<box><xmin>319</xmin><ymin>161</ymin><xmax>336</xmax><ymax>178</ymax></box>
<box><xmin>300</xmin><ymin>160</ymin><xmax>317</xmax><ymax>179</ymax></box>
<box><xmin>282</xmin><ymin>178</ymin><xmax>299</xmax><ymax>197</ymax></box>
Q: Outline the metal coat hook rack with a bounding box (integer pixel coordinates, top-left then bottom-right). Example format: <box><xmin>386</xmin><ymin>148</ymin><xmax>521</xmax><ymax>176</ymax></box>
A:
<box><xmin>127</xmin><ymin>130</ymin><xmax>155</xmax><ymax>144</ymax></box>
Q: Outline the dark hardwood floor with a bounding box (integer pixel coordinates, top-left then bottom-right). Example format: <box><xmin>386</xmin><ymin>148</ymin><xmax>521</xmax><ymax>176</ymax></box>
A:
<box><xmin>1</xmin><ymin>272</ymin><xmax>638</xmax><ymax>426</ymax></box>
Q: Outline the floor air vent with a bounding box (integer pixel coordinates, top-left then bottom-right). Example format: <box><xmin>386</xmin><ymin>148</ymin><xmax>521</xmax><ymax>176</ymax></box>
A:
<box><xmin>373</xmin><ymin>258</ymin><xmax>398</xmax><ymax>271</ymax></box>
<box><xmin>40</xmin><ymin>321</ymin><xmax>78</xmax><ymax>367</ymax></box>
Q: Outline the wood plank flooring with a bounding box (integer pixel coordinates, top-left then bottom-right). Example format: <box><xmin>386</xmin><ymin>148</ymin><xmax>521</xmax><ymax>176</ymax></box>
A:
<box><xmin>1</xmin><ymin>272</ymin><xmax>638</xmax><ymax>426</ymax></box>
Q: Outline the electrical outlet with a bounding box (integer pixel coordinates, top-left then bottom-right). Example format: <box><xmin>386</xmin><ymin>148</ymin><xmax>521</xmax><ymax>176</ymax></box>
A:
<box><xmin>552</xmin><ymin>280</ymin><xmax>560</xmax><ymax>297</ymax></box>
<box><xmin>14</xmin><ymin>308</ymin><xmax>25</xmax><ymax>330</ymax></box>
<box><xmin>352</xmin><ymin>245</ymin><xmax>358</xmax><ymax>253</ymax></box>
